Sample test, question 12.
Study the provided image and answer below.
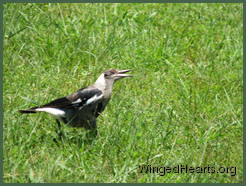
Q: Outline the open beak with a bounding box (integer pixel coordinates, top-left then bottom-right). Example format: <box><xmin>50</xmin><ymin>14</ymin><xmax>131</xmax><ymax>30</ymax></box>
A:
<box><xmin>115</xmin><ymin>69</ymin><xmax>133</xmax><ymax>78</ymax></box>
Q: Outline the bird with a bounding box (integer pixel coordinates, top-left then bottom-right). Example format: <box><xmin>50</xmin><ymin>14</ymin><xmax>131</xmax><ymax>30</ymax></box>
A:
<box><xmin>19</xmin><ymin>69</ymin><xmax>132</xmax><ymax>136</ymax></box>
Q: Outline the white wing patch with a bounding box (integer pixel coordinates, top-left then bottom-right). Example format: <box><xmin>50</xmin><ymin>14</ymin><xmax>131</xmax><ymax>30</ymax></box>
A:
<box><xmin>72</xmin><ymin>98</ymin><xmax>82</xmax><ymax>104</ymax></box>
<box><xmin>85</xmin><ymin>94</ymin><xmax>103</xmax><ymax>105</ymax></box>
<box><xmin>36</xmin><ymin>108</ymin><xmax>65</xmax><ymax>117</ymax></box>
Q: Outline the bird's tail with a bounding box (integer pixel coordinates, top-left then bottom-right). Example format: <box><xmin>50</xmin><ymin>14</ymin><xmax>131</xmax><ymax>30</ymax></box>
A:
<box><xmin>18</xmin><ymin>107</ymin><xmax>39</xmax><ymax>114</ymax></box>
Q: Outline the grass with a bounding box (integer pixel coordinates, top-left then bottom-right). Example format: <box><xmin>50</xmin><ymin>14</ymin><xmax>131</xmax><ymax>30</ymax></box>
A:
<box><xmin>3</xmin><ymin>3</ymin><xmax>243</xmax><ymax>183</ymax></box>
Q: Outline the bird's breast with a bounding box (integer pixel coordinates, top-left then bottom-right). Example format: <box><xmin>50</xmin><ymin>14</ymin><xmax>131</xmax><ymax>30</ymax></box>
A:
<box><xmin>103</xmin><ymin>89</ymin><xmax>112</xmax><ymax>99</ymax></box>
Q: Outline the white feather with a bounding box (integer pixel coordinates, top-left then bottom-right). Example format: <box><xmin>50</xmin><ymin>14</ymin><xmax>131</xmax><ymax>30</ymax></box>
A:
<box><xmin>86</xmin><ymin>94</ymin><xmax>103</xmax><ymax>105</ymax></box>
<box><xmin>35</xmin><ymin>108</ymin><xmax>65</xmax><ymax>117</ymax></box>
<box><xmin>94</xmin><ymin>74</ymin><xmax>106</xmax><ymax>88</ymax></box>
<box><xmin>72</xmin><ymin>98</ymin><xmax>82</xmax><ymax>104</ymax></box>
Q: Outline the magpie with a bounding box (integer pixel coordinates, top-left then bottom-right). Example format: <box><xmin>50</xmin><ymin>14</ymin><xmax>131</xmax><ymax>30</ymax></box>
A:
<box><xmin>19</xmin><ymin>69</ymin><xmax>132</xmax><ymax>134</ymax></box>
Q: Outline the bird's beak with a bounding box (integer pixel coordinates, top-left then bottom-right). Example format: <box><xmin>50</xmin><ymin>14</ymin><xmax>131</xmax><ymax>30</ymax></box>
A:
<box><xmin>115</xmin><ymin>69</ymin><xmax>133</xmax><ymax>78</ymax></box>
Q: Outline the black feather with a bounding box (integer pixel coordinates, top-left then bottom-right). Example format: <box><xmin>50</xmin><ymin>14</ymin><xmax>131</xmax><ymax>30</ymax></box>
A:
<box><xmin>19</xmin><ymin>109</ymin><xmax>37</xmax><ymax>114</ymax></box>
<box><xmin>42</xmin><ymin>97</ymin><xmax>72</xmax><ymax>108</ymax></box>
<box><xmin>19</xmin><ymin>87</ymin><xmax>103</xmax><ymax>114</ymax></box>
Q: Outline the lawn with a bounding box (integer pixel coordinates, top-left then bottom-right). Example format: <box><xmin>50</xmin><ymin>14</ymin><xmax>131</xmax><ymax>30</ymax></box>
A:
<box><xmin>3</xmin><ymin>3</ymin><xmax>243</xmax><ymax>183</ymax></box>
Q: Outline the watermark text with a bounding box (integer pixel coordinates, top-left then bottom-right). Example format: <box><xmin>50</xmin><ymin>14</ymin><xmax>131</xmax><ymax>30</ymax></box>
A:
<box><xmin>138</xmin><ymin>164</ymin><xmax>236</xmax><ymax>176</ymax></box>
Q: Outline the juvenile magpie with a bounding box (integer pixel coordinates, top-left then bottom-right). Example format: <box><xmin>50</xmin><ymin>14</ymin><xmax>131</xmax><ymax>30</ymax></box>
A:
<box><xmin>19</xmin><ymin>69</ymin><xmax>132</xmax><ymax>133</ymax></box>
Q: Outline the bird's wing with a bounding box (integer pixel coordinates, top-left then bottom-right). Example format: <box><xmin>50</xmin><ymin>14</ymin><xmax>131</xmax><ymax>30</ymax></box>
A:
<box><xmin>67</xmin><ymin>87</ymin><xmax>103</xmax><ymax>108</ymax></box>
<box><xmin>41</xmin><ymin>97</ymin><xmax>73</xmax><ymax>108</ymax></box>
<box><xmin>41</xmin><ymin>87</ymin><xmax>103</xmax><ymax>109</ymax></box>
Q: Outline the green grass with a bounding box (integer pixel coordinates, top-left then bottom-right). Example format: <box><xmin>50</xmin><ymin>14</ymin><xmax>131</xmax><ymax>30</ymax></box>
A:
<box><xmin>3</xmin><ymin>3</ymin><xmax>243</xmax><ymax>183</ymax></box>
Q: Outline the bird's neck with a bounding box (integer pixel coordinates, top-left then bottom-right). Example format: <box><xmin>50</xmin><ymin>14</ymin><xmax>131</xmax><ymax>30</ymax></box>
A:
<box><xmin>94</xmin><ymin>74</ymin><xmax>114</xmax><ymax>98</ymax></box>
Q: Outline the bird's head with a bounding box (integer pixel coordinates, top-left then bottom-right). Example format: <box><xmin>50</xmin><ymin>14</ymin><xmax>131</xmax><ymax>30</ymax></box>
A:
<box><xmin>103</xmin><ymin>69</ymin><xmax>133</xmax><ymax>81</ymax></box>
<box><xmin>94</xmin><ymin>69</ymin><xmax>132</xmax><ymax>90</ymax></box>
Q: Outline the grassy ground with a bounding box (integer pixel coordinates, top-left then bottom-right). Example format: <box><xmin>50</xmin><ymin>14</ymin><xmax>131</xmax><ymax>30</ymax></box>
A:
<box><xmin>3</xmin><ymin>3</ymin><xmax>243</xmax><ymax>183</ymax></box>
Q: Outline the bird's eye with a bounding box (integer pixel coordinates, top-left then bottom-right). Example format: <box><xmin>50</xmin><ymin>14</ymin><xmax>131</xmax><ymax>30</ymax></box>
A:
<box><xmin>104</xmin><ymin>72</ymin><xmax>112</xmax><ymax>77</ymax></box>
